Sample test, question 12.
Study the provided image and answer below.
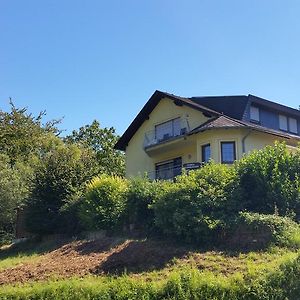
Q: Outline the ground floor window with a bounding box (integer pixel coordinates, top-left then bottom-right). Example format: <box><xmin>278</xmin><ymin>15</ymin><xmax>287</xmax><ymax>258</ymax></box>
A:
<box><xmin>221</xmin><ymin>141</ymin><xmax>236</xmax><ymax>164</ymax></box>
<box><xmin>155</xmin><ymin>157</ymin><xmax>182</xmax><ymax>180</ymax></box>
<box><xmin>201</xmin><ymin>143</ymin><xmax>211</xmax><ymax>162</ymax></box>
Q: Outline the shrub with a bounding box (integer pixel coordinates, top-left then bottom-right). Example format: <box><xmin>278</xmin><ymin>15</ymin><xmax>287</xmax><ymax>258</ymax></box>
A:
<box><xmin>125</xmin><ymin>177</ymin><xmax>163</xmax><ymax>232</ymax></box>
<box><xmin>235</xmin><ymin>142</ymin><xmax>300</xmax><ymax>218</ymax></box>
<box><xmin>79</xmin><ymin>175</ymin><xmax>128</xmax><ymax>231</ymax></box>
<box><xmin>152</xmin><ymin>163</ymin><xmax>238</xmax><ymax>244</ymax></box>
<box><xmin>229</xmin><ymin>212</ymin><xmax>300</xmax><ymax>249</ymax></box>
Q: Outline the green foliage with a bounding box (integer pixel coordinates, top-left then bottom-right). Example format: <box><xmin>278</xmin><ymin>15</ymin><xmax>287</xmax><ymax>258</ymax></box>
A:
<box><xmin>236</xmin><ymin>212</ymin><xmax>300</xmax><ymax>249</ymax></box>
<box><xmin>26</xmin><ymin>143</ymin><xmax>96</xmax><ymax>235</ymax></box>
<box><xmin>152</xmin><ymin>163</ymin><xmax>237</xmax><ymax>244</ymax></box>
<box><xmin>65</xmin><ymin>120</ymin><xmax>125</xmax><ymax>176</ymax></box>
<box><xmin>0</xmin><ymin>155</ymin><xmax>32</xmax><ymax>245</ymax></box>
<box><xmin>0</xmin><ymin>99</ymin><xmax>61</xmax><ymax>164</ymax></box>
<box><xmin>235</xmin><ymin>142</ymin><xmax>300</xmax><ymax>217</ymax></box>
<box><xmin>79</xmin><ymin>175</ymin><xmax>129</xmax><ymax>231</ymax></box>
<box><xmin>125</xmin><ymin>177</ymin><xmax>166</xmax><ymax>232</ymax></box>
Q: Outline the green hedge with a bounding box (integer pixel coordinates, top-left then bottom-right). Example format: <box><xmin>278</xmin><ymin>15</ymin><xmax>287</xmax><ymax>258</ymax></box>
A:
<box><xmin>227</xmin><ymin>212</ymin><xmax>300</xmax><ymax>249</ymax></box>
<box><xmin>151</xmin><ymin>163</ymin><xmax>237</xmax><ymax>244</ymax></box>
<box><xmin>77</xmin><ymin>143</ymin><xmax>300</xmax><ymax>247</ymax></box>
<box><xmin>235</xmin><ymin>142</ymin><xmax>300</xmax><ymax>218</ymax></box>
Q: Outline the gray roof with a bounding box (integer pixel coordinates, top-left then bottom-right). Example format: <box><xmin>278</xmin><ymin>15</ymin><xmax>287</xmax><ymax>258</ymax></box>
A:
<box><xmin>189</xmin><ymin>115</ymin><xmax>300</xmax><ymax>140</ymax></box>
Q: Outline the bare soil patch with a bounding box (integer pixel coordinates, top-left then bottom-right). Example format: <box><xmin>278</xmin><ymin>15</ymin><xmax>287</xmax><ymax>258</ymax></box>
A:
<box><xmin>0</xmin><ymin>238</ymin><xmax>188</xmax><ymax>285</ymax></box>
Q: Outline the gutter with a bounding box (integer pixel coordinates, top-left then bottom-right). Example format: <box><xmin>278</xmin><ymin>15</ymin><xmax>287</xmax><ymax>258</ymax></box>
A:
<box><xmin>242</xmin><ymin>129</ymin><xmax>252</xmax><ymax>153</ymax></box>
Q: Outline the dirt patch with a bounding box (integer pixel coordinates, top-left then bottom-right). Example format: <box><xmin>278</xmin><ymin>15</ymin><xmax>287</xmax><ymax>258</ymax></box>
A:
<box><xmin>0</xmin><ymin>238</ymin><xmax>188</xmax><ymax>285</ymax></box>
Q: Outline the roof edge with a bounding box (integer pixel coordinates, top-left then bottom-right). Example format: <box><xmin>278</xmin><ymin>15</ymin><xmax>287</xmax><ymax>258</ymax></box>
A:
<box><xmin>114</xmin><ymin>90</ymin><xmax>220</xmax><ymax>151</ymax></box>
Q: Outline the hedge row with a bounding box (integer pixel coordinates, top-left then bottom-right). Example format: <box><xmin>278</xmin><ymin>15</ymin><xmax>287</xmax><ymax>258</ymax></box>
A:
<box><xmin>71</xmin><ymin>143</ymin><xmax>300</xmax><ymax>247</ymax></box>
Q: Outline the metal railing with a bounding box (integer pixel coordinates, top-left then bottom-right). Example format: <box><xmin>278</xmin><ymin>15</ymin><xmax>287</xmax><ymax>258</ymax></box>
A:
<box><xmin>147</xmin><ymin>166</ymin><xmax>182</xmax><ymax>180</ymax></box>
<box><xmin>143</xmin><ymin>119</ymin><xmax>190</xmax><ymax>149</ymax></box>
<box><xmin>146</xmin><ymin>163</ymin><xmax>205</xmax><ymax>180</ymax></box>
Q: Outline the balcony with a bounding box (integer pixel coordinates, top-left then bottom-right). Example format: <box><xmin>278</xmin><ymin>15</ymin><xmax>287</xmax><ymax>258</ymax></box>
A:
<box><xmin>143</xmin><ymin>118</ymin><xmax>190</xmax><ymax>150</ymax></box>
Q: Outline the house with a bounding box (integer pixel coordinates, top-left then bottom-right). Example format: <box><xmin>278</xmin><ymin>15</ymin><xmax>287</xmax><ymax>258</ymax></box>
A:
<box><xmin>115</xmin><ymin>90</ymin><xmax>300</xmax><ymax>180</ymax></box>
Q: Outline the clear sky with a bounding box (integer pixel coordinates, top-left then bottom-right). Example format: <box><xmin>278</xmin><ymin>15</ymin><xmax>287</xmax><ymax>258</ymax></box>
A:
<box><xmin>1</xmin><ymin>1</ymin><xmax>300</xmax><ymax>135</ymax></box>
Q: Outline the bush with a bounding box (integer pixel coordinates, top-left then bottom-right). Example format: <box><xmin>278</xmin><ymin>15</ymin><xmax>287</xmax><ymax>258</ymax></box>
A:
<box><xmin>235</xmin><ymin>142</ymin><xmax>300</xmax><ymax>218</ymax></box>
<box><xmin>229</xmin><ymin>212</ymin><xmax>300</xmax><ymax>249</ymax></box>
<box><xmin>152</xmin><ymin>163</ymin><xmax>238</xmax><ymax>244</ymax></box>
<box><xmin>125</xmin><ymin>177</ymin><xmax>163</xmax><ymax>232</ymax></box>
<box><xmin>79</xmin><ymin>175</ymin><xmax>128</xmax><ymax>231</ymax></box>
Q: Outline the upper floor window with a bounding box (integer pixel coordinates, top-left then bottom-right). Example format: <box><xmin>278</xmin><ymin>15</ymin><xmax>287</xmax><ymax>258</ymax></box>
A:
<box><xmin>221</xmin><ymin>141</ymin><xmax>236</xmax><ymax>164</ymax></box>
<box><xmin>201</xmin><ymin>144</ymin><xmax>211</xmax><ymax>163</ymax></box>
<box><xmin>250</xmin><ymin>106</ymin><xmax>260</xmax><ymax>122</ymax></box>
<box><xmin>155</xmin><ymin>118</ymin><xmax>180</xmax><ymax>142</ymax></box>
<box><xmin>279</xmin><ymin>115</ymin><xmax>288</xmax><ymax>131</ymax></box>
<box><xmin>289</xmin><ymin>117</ymin><xmax>298</xmax><ymax>134</ymax></box>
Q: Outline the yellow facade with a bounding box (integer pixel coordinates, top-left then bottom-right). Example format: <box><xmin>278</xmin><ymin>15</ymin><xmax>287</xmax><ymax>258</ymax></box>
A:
<box><xmin>125</xmin><ymin>97</ymin><xmax>298</xmax><ymax>178</ymax></box>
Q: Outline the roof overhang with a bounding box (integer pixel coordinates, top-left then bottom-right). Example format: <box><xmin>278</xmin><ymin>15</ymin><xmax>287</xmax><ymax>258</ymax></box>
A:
<box><xmin>189</xmin><ymin>115</ymin><xmax>300</xmax><ymax>141</ymax></box>
<box><xmin>114</xmin><ymin>90</ymin><xmax>220</xmax><ymax>151</ymax></box>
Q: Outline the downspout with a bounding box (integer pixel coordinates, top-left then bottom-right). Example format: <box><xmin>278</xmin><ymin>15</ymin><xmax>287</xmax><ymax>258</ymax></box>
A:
<box><xmin>242</xmin><ymin>129</ymin><xmax>252</xmax><ymax>154</ymax></box>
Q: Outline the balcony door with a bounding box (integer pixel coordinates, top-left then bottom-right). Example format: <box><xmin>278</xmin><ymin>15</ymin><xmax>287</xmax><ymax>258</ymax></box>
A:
<box><xmin>155</xmin><ymin>157</ymin><xmax>182</xmax><ymax>180</ymax></box>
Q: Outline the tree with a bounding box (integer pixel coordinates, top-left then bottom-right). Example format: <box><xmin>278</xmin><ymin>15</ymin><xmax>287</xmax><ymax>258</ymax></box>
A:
<box><xmin>25</xmin><ymin>143</ymin><xmax>97</xmax><ymax>235</ymax></box>
<box><xmin>0</xmin><ymin>154</ymin><xmax>32</xmax><ymax>244</ymax></box>
<box><xmin>65</xmin><ymin>120</ymin><xmax>125</xmax><ymax>176</ymax></box>
<box><xmin>0</xmin><ymin>99</ymin><xmax>61</xmax><ymax>164</ymax></box>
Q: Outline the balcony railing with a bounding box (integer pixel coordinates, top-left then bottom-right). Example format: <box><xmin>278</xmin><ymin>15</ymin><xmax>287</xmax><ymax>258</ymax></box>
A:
<box><xmin>147</xmin><ymin>166</ymin><xmax>183</xmax><ymax>180</ymax></box>
<box><xmin>143</xmin><ymin>119</ymin><xmax>190</xmax><ymax>149</ymax></box>
<box><xmin>147</xmin><ymin>162</ymin><xmax>205</xmax><ymax>180</ymax></box>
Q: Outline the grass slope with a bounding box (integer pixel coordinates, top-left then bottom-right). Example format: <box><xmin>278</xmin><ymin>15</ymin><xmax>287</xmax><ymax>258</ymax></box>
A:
<box><xmin>0</xmin><ymin>238</ymin><xmax>299</xmax><ymax>299</ymax></box>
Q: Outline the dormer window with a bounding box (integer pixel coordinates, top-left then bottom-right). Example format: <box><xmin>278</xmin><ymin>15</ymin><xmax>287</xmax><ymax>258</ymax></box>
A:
<box><xmin>279</xmin><ymin>115</ymin><xmax>288</xmax><ymax>131</ymax></box>
<box><xmin>250</xmin><ymin>106</ymin><xmax>260</xmax><ymax>122</ymax></box>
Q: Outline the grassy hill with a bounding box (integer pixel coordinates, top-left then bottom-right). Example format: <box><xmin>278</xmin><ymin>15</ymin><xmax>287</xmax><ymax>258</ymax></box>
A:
<box><xmin>0</xmin><ymin>237</ymin><xmax>299</xmax><ymax>299</ymax></box>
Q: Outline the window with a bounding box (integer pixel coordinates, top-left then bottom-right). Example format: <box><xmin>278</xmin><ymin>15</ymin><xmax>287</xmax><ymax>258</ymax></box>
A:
<box><xmin>155</xmin><ymin>157</ymin><xmax>182</xmax><ymax>180</ymax></box>
<box><xmin>221</xmin><ymin>142</ymin><xmax>236</xmax><ymax>164</ymax></box>
<box><xmin>155</xmin><ymin>118</ymin><xmax>181</xmax><ymax>142</ymax></box>
<box><xmin>250</xmin><ymin>106</ymin><xmax>260</xmax><ymax>122</ymax></box>
<box><xmin>279</xmin><ymin>115</ymin><xmax>288</xmax><ymax>131</ymax></box>
<box><xmin>201</xmin><ymin>144</ymin><xmax>211</xmax><ymax>163</ymax></box>
<box><xmin>289</xmin><ymin>118</ymin><xmax>298</xmax><ymax>134</ymax></box>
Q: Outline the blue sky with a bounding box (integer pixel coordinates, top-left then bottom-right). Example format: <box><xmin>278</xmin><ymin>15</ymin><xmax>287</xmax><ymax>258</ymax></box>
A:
<box><xmin>1</xmin><ymin>1</ymin><xmax>300</xmax><ymax>135</ymax></box>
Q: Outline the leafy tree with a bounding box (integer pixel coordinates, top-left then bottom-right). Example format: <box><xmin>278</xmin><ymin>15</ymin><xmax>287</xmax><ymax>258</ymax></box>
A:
<box><xmin>26</xmin><ymin>143</ymin><xmax>97</xmax><ymax>235</ymax></box>
<box><xmin>0</xmin><ymin>155</ymin><xmax>32</xmax><ymax>244</ymax></box>
<box><xmin>65</xmin><ymin>120</ymin><xmax>125</xmax><ymax>176</ymax></box>
<box><xmin>0</xmin><ymin>99</ymin><xmax>61</xmax><ymax>164</ymax></box>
